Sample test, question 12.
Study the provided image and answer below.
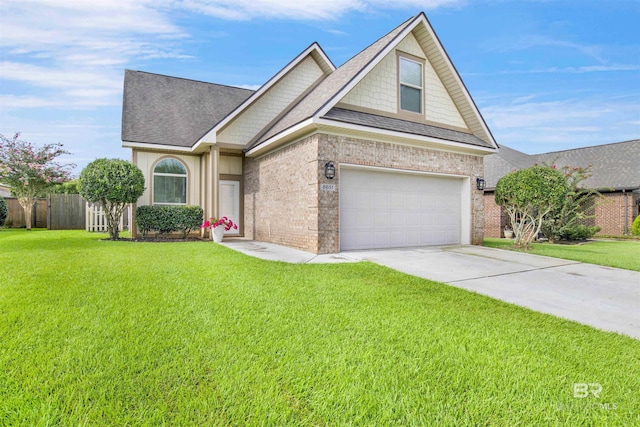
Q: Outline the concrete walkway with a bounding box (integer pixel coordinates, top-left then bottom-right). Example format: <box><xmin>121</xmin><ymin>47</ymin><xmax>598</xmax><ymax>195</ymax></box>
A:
<box><xmin>220</xmin><ymin>239</ymin><xmax>640</xmax><ymax>339</ymax></box>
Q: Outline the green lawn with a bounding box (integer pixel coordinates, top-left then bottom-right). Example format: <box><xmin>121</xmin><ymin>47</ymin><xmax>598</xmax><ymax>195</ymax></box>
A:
<box><xmin>1</xmin><ymin>230</ymin><xmax>639</xmax><ymax>426</ymax></box>
<box><xmin>484</xmin><ymin>238</ymin><xmax>640</xmax><ymax>271</ymax></box>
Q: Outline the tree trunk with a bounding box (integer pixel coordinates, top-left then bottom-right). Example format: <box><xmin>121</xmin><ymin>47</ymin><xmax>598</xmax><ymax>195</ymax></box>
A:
<box><xmin>104</xmin><ymin>201</ymin><xmax>125</xmax><ymax>240</ymax></box>
<box><xmin>18</xmin><ymin>197</ymin><xmax>34</xmax><ymax>230</ymax></box>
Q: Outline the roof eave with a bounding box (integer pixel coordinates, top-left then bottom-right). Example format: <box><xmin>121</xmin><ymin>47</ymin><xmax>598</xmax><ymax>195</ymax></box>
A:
<box><xmin>122</xmin><ymin>140</ymin><xmax>193</xmax><ymax>152</ymax></box>
<box><xmin>315</xmin><ymin>118</ymin><xmax>498</xmax><ymax>155</ymax></box>
<box><xmin>244</xmin><ymin>118</ymin><xmax>317</xmax><ymax>157</ymax></box>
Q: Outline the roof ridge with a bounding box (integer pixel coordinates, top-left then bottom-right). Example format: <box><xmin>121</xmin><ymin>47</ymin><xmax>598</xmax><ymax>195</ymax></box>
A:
<box><xmin>313</xmin><ymin>13</ymin><xmax>421</xmax><ymax>117</ymax></box>
<box><xmin>124</xmin><ymin>69</ymin><xmax>255</xmax><ymax>93</ymax></box>
<box><xmin>246</xmin><ymin>13</ymin><xmax>421</xmax><ymax>151</ymax></box>
<box><xmin>535</xmin><ymin>139</ymin><xmax>640</xmax><ymax>155</ymax></box>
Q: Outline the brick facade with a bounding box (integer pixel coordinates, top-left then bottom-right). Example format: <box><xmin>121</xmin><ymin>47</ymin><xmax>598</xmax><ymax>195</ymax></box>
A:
<box><xmin>594</xmin><ymin>192</ymin><xmax>639</xmax><ymax>236</ymax></box>
<box><xmin>244</xmin><ymin>136</ymin><xmax>320</xmax><ymax>253</ymax></box>
<box><xmin>483</xmin><ymin>194</ymin><xmax>509</xmax><ymax>238</ymax></box>
<box><xmin>245</xmin><ymin>132</ymin><xmax>485</xmax><ymax>254</ymax></box>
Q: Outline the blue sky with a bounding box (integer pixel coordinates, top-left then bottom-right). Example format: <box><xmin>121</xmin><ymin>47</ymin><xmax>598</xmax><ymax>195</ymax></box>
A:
<box><xmin>1</xmin><ymin>0</ymin><xmax>639</xmax><ymax>173</ymax></box>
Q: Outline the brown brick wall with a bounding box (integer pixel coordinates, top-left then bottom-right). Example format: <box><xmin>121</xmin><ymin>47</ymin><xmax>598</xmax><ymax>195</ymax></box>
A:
<box><xmin>246</xmin><ymin>133</ymin><xmax>486</xmax><ymax>254</ymax></box>
<box><xmin>483</xmin><ymin>190</ymin><xmax>639</xmax><ymax>238</ymax></box>
<box><xmin>318</xmin><ymin>134</ymin><xmax>485</xmax><ymax>253</ymax></box>
<box><xmin>483</xmin><ymin>193</ymin><xmax>509</xmax><ymax>238</ymax></box>
<box><xmin>244</xmin><ymin>136</ymin><xmax>320</xmax><ymax>253</ymax></box>
<box><xmin>594</xmin><ymin>192</ymin><xmax>638</xmax><ymax>236</ymax></box>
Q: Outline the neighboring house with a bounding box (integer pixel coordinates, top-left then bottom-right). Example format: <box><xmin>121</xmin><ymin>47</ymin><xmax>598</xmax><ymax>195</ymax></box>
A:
<box><xmin>0</xmin><ymin>184</ymin><xmax>11</xmax><ymax>198</ymax></box>
<box><xmin>484</xmin><ymin>140</ymin><xmax>640</xmax><ymax>237</ymax></box>
<box><xmin>122</xmin><ymin>12</ymin><xmax>499</xmax><ymax>254</ymax></box>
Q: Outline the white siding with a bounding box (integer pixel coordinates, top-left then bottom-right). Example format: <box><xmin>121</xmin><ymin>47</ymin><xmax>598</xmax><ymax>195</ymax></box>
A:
<box><xmin>219</xmin><ymin>56</ymin><xmax>324</xmax><ymax>145</ymax></box>
<box><xmin>341</xmin><ymin>44</ymin><xmax>398</xmax><ymax>113</ymax></box>
<box><xmin>135</xmin><ymin>151</ymin><xmax>201</xmax><ymax>207</ymax></box>
<box><xmin>219</xmin><ymin>155</ymin><xmax>242</xmax><ymax>175</ymax></box>
<box><xmin>424</xmin><ymin>55</ymin><xmax>467</xmax><ymax>128</ymax></box>
<box><xmin>340</xmin><ymin>32</ymin><xmax>469</xmax><ymax>131</ymax></box>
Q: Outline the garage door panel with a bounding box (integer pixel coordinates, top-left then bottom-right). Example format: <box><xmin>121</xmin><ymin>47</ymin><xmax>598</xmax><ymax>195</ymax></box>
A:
<box><xmin>341</xmin><ymin>168</ymin><xmax>463</xmax><ymax>250</ymax></box>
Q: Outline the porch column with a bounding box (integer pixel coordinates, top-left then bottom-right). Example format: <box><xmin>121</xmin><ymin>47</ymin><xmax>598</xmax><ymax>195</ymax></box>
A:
<box><xmin>208</xmin><ymin>145</ymin><xmax>220</xmax><ymax>221</ymax></box>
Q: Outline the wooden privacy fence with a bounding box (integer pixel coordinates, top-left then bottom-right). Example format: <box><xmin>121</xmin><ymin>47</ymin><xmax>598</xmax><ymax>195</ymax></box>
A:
<box><xmin>3</xmin><ymin>198</ymin><xmax>47</xmax><ymax>228</ymax></box>
<box><xmin>47</xmin><ymin>194</ymin><xmax>86</xmax><ymax>230</ymax></box>
<box><xmin>2</xmin><ymin>195</ymin><xmax>130</xmax><ymax>231</ymax></box>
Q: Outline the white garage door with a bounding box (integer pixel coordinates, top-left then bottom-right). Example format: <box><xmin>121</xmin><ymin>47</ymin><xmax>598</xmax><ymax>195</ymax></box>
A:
<box><xmin>340</xmin><ymin>168</ymin><xmax>463</xmax><ymax>250</ymax></box>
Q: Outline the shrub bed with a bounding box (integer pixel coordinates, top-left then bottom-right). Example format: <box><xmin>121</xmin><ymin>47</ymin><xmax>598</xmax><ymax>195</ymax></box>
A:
<box><xmin>136</xmin><ymin>205</ymin><xmax>203</xmax><ymax>238</ymax></box>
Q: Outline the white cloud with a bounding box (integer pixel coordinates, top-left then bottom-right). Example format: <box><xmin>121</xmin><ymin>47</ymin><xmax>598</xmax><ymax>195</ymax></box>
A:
<box><xmin>0</xmin><ymin>95</ymin><xmax>61</xmax><ymax>109</ymax></box>
<box><xmin>177</xmin><ymin>0</ymin><xmax>463</xmax><ymax>21</ymax></box>
<box><xmin>482</xmin><ymin>97</ymin><xmax>640</xmax><ymax>153</ymax></box>
<box><xmin>0</xmin><ymin>0</ymin><xmax>188</xmax><ymax>110</ymax></box>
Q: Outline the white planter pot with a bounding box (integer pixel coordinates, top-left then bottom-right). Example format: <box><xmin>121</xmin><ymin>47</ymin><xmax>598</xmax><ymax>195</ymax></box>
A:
<box><xmin>211</xmin><ymin>227</ymin><xmax>225</xmax><ymax>243</ymax></box>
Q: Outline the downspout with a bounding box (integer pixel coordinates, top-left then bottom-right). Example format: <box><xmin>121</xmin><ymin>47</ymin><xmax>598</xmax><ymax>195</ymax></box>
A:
<box><xmin>623</xmin><ymin>189</ymin><xmax>629</xmax><ymax>235</ymax></box>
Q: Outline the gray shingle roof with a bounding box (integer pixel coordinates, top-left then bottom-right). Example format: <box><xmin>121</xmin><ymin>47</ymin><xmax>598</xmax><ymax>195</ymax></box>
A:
<box><xmin>122</xmin><ymin>70</ymin><xmax>254</xmax><ymax>147</ymax></box>
<box><xmin>248</xmin><ymin>15</ymin><xmax>417</xmax><ymax>149</ymax></box>
<box><xmin>483</xmin><ymin>145</ymin><xmax>536</xmax><ymax>188</ymax></box>
<box><xmin>323</xmin><ymin>108</ymin><xmax>494</xmax><ymax>149</ymax></box>
<box><xmin>484</xmin><ymin>140</ymin><xmax>640</xmax><ymax>191</ymax></box>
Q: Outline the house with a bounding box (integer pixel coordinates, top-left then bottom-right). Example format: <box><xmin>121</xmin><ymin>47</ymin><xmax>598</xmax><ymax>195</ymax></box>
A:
<box><xmin>121</xmin><ymin>12</ymin><xmax>499</xmax><ymax>254</ymax></box>
<box><xmin>484</xmin><ymin>140</ymin><xmax>640</xmax><ymax>237</ymax></box>
<box><xmin>0</xmin><ymin>184</ymin><xmax>11</xmax><ymax>198</ymax></box>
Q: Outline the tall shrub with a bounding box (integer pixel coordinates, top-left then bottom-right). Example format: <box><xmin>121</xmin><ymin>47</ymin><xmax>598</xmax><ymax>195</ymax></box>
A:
<box><xmin>540</xmin><ymin>165</ymin><xmax>601</xmax><ymax>242</ymax></box>
<box><xmin>633</xmin><ymin>215</ymin><xmax>640</xmax><ymax>237</ymax></box>
<box><xmin>79</xmin><ymin>158</ymin><xmax>145</xmax><ymax>240</ymax></box>
<box><xmin>495</xmin><ymin>165</ymin><xmax>568</xmax><ymax>249</ymax></box>
<box><xmin>0</xmin><ymin>196</ymin><xmax>7</xmax><ymax>227</ymax></box>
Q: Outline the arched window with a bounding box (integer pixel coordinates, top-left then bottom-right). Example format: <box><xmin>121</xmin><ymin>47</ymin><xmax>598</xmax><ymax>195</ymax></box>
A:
<box><xmin>153</xmin><ymin>158</ymin><xmax>187</xmax><ymax>205</ymax></box>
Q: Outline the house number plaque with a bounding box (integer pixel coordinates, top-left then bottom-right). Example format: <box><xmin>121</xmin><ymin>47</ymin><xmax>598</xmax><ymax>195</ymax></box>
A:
<box><xmin>321</xmin><ymin>183</ymin><xmax>336</xmax><ymax>191</ymax></box>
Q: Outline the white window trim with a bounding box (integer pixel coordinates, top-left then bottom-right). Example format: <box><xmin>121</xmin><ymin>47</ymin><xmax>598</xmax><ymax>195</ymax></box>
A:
<box><xmin>152</xmin><ymin>159</ymin><xmax>188</xmax><ymax>205</ymax></box>
<box><xmin>399</xmin><ymin>56</ymin><xmax>424</xmax><ymax>115</ymax></box>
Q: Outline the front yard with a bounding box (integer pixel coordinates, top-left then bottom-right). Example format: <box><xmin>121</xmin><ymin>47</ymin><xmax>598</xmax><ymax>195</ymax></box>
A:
<box><xmin>1</xmin><ymin>230</ymin><xmax>639</xmax><ymax>425</ymax></box>
<box><xmin>484</xmin><ymin>238</ymin><xmax>640</xmax><ymax>271</ymax></box>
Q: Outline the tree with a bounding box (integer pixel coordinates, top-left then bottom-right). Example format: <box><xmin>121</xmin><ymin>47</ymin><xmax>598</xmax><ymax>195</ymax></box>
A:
<box><xmin>50</xmin><ymin>179</ymin><xmax>81</xmax><ymax>194</ymax></box>
<box><xmin>79</xmin><ymin>158</ymin><xmax>145</xmax><ymax>240</ymax></box>
<box><xmin>540</xmin><ymin>165</ymin><xmax>601</xmax><ymax>242</ymax></box>
<box><xmin>495</xmin><ymin>165</ymin><xmax>568</xmax><ymax>249</ymax></box>
<box><xmin>0</xmin><ymin>133</ymin><xmax>74</xmax><ymax>230</ymax></box>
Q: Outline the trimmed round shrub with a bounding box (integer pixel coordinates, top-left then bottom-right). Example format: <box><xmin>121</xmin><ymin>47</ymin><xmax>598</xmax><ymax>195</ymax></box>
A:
<box><xmin>0</xmin><ymin>196</ymin><xmax>7</xmax><ymax>226</ymax></box>
<box><xmin>79</xmin><ymin>158</ymin><xmax>145</xmax><ymax>239</ymax></box>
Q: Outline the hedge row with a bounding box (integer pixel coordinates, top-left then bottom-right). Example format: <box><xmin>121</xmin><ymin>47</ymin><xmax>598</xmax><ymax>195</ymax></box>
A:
<box><xmin>136</xmin><ymin>205</ymin><xmax>203</xmax><ymax>238</ymax></box>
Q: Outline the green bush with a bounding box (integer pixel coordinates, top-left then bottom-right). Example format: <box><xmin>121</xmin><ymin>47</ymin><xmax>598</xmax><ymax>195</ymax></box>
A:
<box><xmin>556</xmin><ymin>224</ymin><xmax>601</xmax><ymax>241</ymax></box>
<box><xmin>0</xmin><ymin>196</ymin><xmax>7</xmax><ymax>226</ymax></box>
<box><xmin>79</xmin><ymin>158</ymin><xmax>145</xmax><ymax>240</ymax></box>
<box><xmin>633</xmin><ymin>215</ymin><xmax>640</xmax><ymax>236</ymax></box>
<box><xmin>136</xmin><ymin>205</ymin><xmax>203</xmax><ymax>238</ymax></box>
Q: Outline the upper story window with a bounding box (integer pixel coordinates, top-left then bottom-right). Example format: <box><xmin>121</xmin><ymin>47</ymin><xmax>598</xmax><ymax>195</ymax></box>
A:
<box><xmin>153</xmin><ymin>158</ymin><xmax>187</xmax><ymax>205</ymax></box>
<box><xmin>399</xmin><ymin>57</ymin><xmax>423</xmax><ymax>114</ymax></box>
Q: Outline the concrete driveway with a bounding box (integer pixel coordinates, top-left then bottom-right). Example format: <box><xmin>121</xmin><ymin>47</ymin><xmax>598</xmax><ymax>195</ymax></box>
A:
<box><xmin>345</xmin><ymin>245</ymin><xmax>640</xmax><ymax>340</ymax></box>
<box><xmin>221</xmin><ymin>240</ymin><xmax>639</xmax><ymax>339</ymax></box>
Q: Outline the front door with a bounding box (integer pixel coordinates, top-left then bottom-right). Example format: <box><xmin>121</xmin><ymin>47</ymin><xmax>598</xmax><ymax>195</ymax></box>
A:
<box><xmin>219</xmin><ymin>180</ymin><xmax>240</xmax><ymax>236</ymax></box>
